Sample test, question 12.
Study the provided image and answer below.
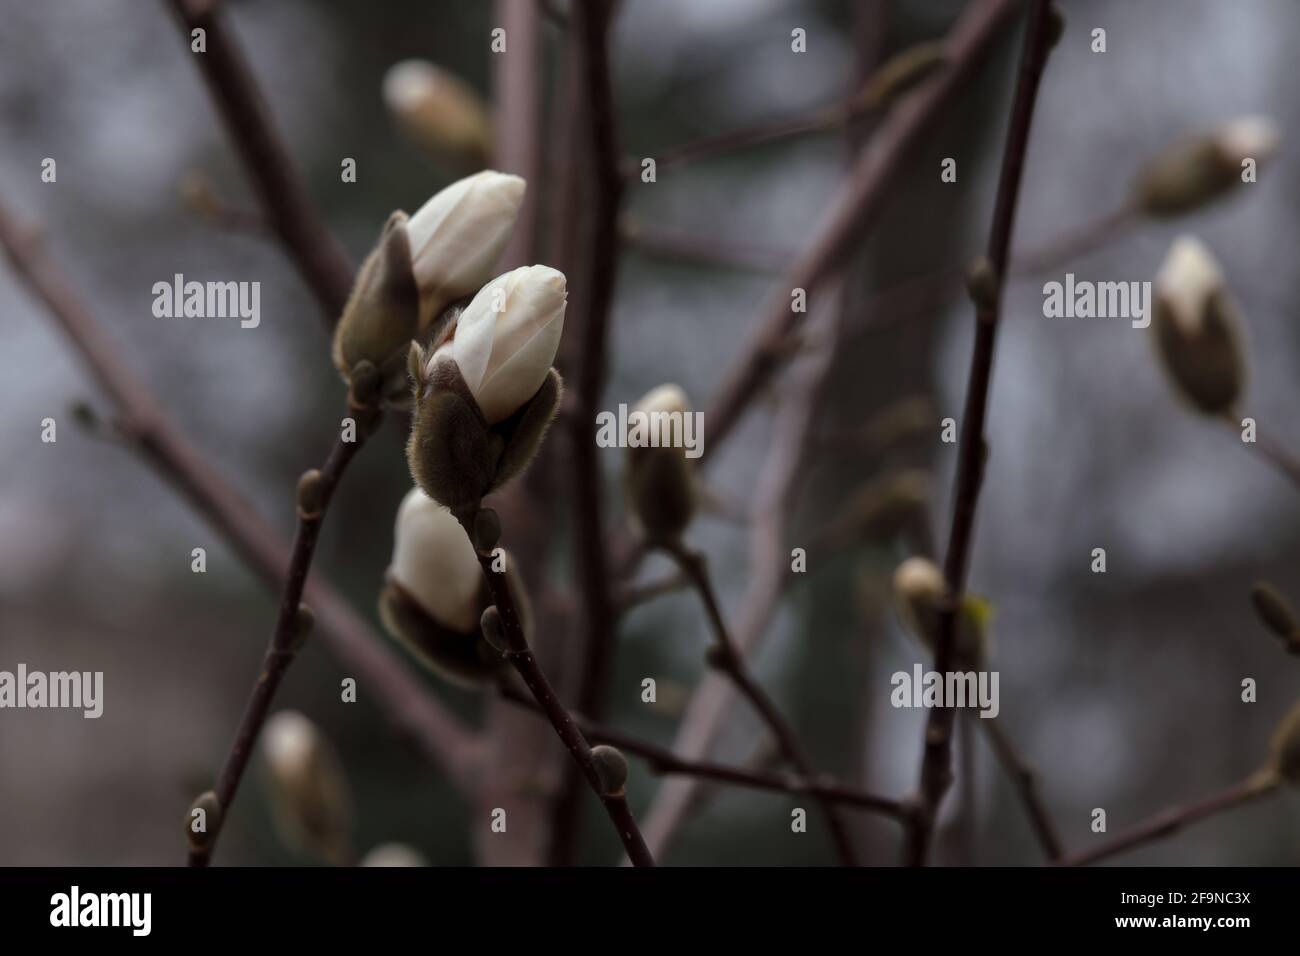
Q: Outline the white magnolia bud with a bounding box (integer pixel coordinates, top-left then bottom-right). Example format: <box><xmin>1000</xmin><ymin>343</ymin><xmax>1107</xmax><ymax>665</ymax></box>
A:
<box><xmin>360</xmin><ymin>842</ymin><xmax>430</xmax><ymax>867</ymax></box>
<box><xmin>389</xmin><ymin>487</ymin><xmax>484</xmax><ymax>633</ymax></box>
<box><xmin>262</xmin><ymin>711</ymin><xmax>352</xmax><ymax>864</ymax></box>
<box><xmin>1135</xmin><ymin>115</ymin><xmax>1280</xmax><ymax>216</ymax></box>
<box><xmin>892</xmin><ymin>557</ymin><xmax>987</xmax><ymax>666</ymax></box>
<box><xmin>1152</xmin><ymin>236</ymin><xmax>1245</xmax><ymax>414</ymax></box>
<box><xmin>637</xmin><ymin>383</ymin><xmax>690</xmax><ymax>418</ymax></box>
<box><xmin>430</xmin><ymin>264</ymin><xmax>566</xmax><ymax>424</ymax></box>
<box><xmin>383</xmin><ymin>59</ymin><xmax>491</xmax><ymax>168</ymax></box>
<box><xmin>405</xmin><ymin>171</ymin><xmax>526</xmax><ymax>332</ymax></box>
<box><xmin>625</xmin><ymin>383</ymin><xmax>696</xmax><ymax>540</ymax></box>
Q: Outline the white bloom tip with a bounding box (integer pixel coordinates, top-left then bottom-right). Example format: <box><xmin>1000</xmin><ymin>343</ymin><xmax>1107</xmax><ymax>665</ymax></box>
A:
<box><xmin>634</xmin><ymin>384</ymin><xmax>691</xmax><ymax>417</ymax></box>
<box><xmin>1216</xmin><ymin>115</ymin><xmax>1281</xmax><ymax>162</ymax></box>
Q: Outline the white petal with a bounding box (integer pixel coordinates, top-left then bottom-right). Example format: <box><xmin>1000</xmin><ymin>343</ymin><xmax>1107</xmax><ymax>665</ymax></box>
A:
<box><xmin>389</xmin><ymin>487</ymin><xmax>483</xmax><ymax>632</ymax></box>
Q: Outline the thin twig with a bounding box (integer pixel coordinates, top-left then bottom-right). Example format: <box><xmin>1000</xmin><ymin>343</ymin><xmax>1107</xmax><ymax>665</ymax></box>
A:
<box><xmin>165</xmin><ymin>0</ymin><xmax>353</xmax><ymax>323</ymax></box>
<box><xmin>979</xmin><ymin>717</ymin><xmax>1063</xmax><ymax>860</ymax></box>
<box><xmin>1058</xmin><ymin>771</ymin><xmax>1280</xmax><ymax>867</ymax></box>
<box><xmin>659</xmin><ymin>540</ymin><xmax>860</xmax><ymax>866</ymax></box>
<box><xmin>1223</xmin><ymin>411</ymin><xmax>1300</xmax><ymax>491</ymax></box>
<box><xmin>500</xmin><ymin>685</ymin><xmax>908</xmax><ymax>820</ymax></box>
<box><xmin>191</xmin><ymin>417</ymin><xmax>377</xmax><ymax>866</ymax></box>
<box><xmin>697</xmin><ymin>0</ymin><xmax>1025</xmax><ymax>467</ymax></box>
<box><xmin>0</xmin><ymin>200</ymin><xmax>483</xmax><ymax>803</ymax></box>
<box><xmin>906</xmin><ymin>0</ymin><xmax>1055</xmax><ymax>868</ymax></box>
<box><xmin>550</xmin><ymin>0</ymin><xmax>626</xmax><ymax>865</ymax></box>
<box><xmin>461</xmin><ymin>513</ymin><xmax>655</xmax><ymax>867</ymax></box>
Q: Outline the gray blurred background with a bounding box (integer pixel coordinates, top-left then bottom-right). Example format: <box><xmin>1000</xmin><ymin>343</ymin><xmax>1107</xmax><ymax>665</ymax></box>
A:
<box><xmin>1</xmin><ymin>0</ymin><xmax>1298</xmax><ymax>865</ymax></box>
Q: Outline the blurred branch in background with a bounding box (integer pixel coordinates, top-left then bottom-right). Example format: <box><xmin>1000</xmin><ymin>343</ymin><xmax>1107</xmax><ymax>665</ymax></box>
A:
<box><xmin>0</xmin><ymin>201</ymin><xmax>484</xmax><ymax>803</ymax></box>
<box><xmin>164</xmin><ymin>0</ymin><xmax>353</xmax><ymax>325</ymax></box>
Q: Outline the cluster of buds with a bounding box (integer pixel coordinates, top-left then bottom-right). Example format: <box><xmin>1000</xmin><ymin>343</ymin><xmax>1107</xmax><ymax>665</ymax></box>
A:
<box><xmin>623</xmin><ymin>384</ymin><xmax>698</xmax><ymax>542</ymax></box>
<box><xmin>261</xmin><ymin>711</ymin><xmax>353</xmax><ymax>865</ymax></box>
<box><xmin>331</xmin><ymin>170</ymin><xmax>527</xmax><ymax>404</ymax></box>
<box><xmin>1151</xmin><ymin>236</ymin><xmax>1246</xmax><ymax>415</ymax></box>
<box><xmin>379</xmin><ymin>486</ymin><xmax>529</xmax><ymax>685</ymax></box>
<box><xmin>1133</xmin><ymin>116</ymin><xmax>1280</xmax><ymax>217</ymax></box>
<box><xmin>891</xmin><ymin>557</ymin><xmax>990</xmax><ymax>668</ymax></box>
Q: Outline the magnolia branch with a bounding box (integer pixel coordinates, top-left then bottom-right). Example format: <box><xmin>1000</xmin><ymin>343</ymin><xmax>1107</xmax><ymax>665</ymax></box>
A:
<box><xmin>500</xmin><ymin>685</ymin><xmax>908</xmax><ymax>821</ymax></box>
<box><xmin>906</xmin><ymin>0</ymin><xmax>1056</xmax><ymax>867</ymax></box>
<box><xmin>165</xmin><ymin>0</ymin><xmax>353</xmax><ymax>323</ymax></box>
<box><xmin>462</xmin><ymin>510</ymin><xmax>655</xmax><ymax>867</ymax></box>
<box><xmin>191</xmin><ymin>403</ymin><xmax>379</xmax><ymax>866</ymax></box>
<box><xmin>659</xmin><ymin>540</ymin><xmax>861</xmax><ymax>866</ymax></box>
<box><xmin>1058</xmin><ymin>771</ymin><xmax>1280</xmax><ymax>867</ymax></box>
<box><xmin>0</xmin><ymin>200</ymin><xmax>483</xmax><ymax>807</ymax></box>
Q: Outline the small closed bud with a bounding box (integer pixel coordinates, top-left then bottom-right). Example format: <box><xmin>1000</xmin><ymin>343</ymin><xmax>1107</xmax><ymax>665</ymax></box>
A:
<box><xmin>1134</xmin><ymin>116</ymin><xmax>1280</xmax><ymax>216</ymax></box>
<box><xmin>186</xmin><ymin>790</ymin><xmax>222</xmax><ymax>853</ymax></box>
<box><xmin>383</xmin><ymin>59</ymin><xmax>492</xmax><ymax>171</ymax></box>
<box><xmin>379</xmin><ymin>487</ymin><xmax>504</xmax><ymax>684</ymax></box>
<box><xmin>590</xmin><ymin>745</ymin><xmax>629</xmax><ymax>796</ymax></box>
<box><xmin>965</xmin><ymin>256</ymin><xmax>999</xmax><ymax>311</ymax></box>
<box><xmin>406</xmin><ymin>172</ymin><xmax>527</xmax><ymax>334</ymax></box>
<box><xmin>479</xmin><ymin>604</ymin><xmax>509</xmax><ymax>655</ymax></box>
<box><xmin>429</xmin><ymin>264</ymin><xmax>566</xmax><ymax>424</ymax></box>
<box><xmin>360</xmin><ymin>842</ymin><xmax>429</xmax><ymax>867</ymax></box>
<box><xmin>262</xmin><ymin>712</ymin><xmax>352</xmax><ymax>865</ymax></box>
<box><xmin>331</xmin><ymin>211</ymin><xmax>422</xmax><ymax>398</ymax></box>
<box><xmin>347</xmin><ymin>358</ymin><xmax>383</xmax><ymax>409</ymax></box>
<box><xmin>288</xmin><ymin>603</ymin><xmax>315</xmax><ymax>654</ymax></box>
<box><xmin>1268</xmin><ymin>701</ymin><xmax>1300</xmax><ymax>786</ymax></box>
<box><xmin>297</xmin><ymin>469</ymin><xmax>324</xmax><ymax>520</ymax></box>
<box><xmin>892</xmin><ymin>557</ymin><xmax>987</xmax><ymax>667</ymax></box>
<box><xmin>388</xmin><ymin>487</ymin><xmax>485</xmax><ymax>634</ymax></box>
<box><xmin>624</xmin><ymin>384</ymin><xmax>698</xmax><ymax>542</ymax></box>
<box><xmin>1151</xmin><ymin>237</ymin><xmax>1246</xmax><ymax>415</ymax></box>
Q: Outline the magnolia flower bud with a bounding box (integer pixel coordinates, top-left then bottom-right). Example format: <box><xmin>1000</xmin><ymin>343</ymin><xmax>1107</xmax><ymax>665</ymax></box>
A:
<box><xmin>360</xmin><ymin>842</ymin><xmax>430</xmax><ymax>867</ymax></box>
<box><xmin>892</xmin><ymin>557</ymin><xmax>988</xmax><ymax>667</ymax></box>
<box><xmin>262</xmin><ymin>711</ymin><xmax>352</xmax><ymax>865</ymax></box>
<box><xmin>590</xmin><ymin>745</ymin><xmax>630</xmax><ymax>796</ymax></box>
<box><xmin>430</xmin><ymin>265</ymin><xmax>566</xmax><ymax>424</ymax></box>
<box><xmin>1134</xmin><ymin>116</ymin><xmax>1280</xmax><ymax>216</ymax></box>
<box><xmin>1269</xmin><ymin>700</ymin><xmax>1300</xmax><ymax>786</ymax></box>
<box><xmin>624</xmin><ymin>384</ymin><xmax>697</xmax><ymax>542</ymax></box>
<box><xmin>330</xmin><ymin>172</ymin><xmax>525</xmax><ymax>399</ymax></box>
<box><xmin>379</xmin><ymin>487</ymin><xmax>528</xmax><ymax>685</ymax></box>
<box><xmin>407</xmin><ymin>267</ymin><xmax>565</xmax><ymax>511</ymax></box>
<box><xmin>407</xmin><ymin>172</ymin><xmax>527</xmax><ymax>334</ymax></box>
<box><xmin>1151</xmin><ymin>237</ymin><xmax>1246</xmax><ymax>415</ymax></box>
<box><xmin>383</xmin><ymin>59</ymin><xmax>492</xmax><ymax>170</ymax></box>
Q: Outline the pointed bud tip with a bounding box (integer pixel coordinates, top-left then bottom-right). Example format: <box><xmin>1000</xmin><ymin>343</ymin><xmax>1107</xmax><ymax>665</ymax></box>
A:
<box><xmin>590</xmin><ymin>745</ymin><xmax>629</xmax><ymax>795</ymax></box>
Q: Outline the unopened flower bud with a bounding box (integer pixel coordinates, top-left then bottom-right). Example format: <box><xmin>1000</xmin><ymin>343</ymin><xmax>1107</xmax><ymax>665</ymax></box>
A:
<box><xmin>892</xmin><ymin>557</ymin><xmax>988</xmax><ymax>667</ymax></box>
<box><xmin>479</xmin><ymin>604</ymin><xmax>509</xmax><ymax>655</ymax></box>
<box><xmin>185</xmin><ymin>790</ymin><xmax>222</xmax><ymax>853</ymax></box>
<box><xmin>965</xmin><ymin>256</ymin><xmax>999</xmax><ymax>311</ymax></box>
<box><xmin>407</xmin><ymin>268</ymin><xmax>565</xmax><ymax>510</ymax></box>
<box><xmin>262</xmin><ymin>711</ymin><xmax>352</xmax><ymax>865</ymax></box>
<box><xmin>407</xmin><ymin>172</ymin><xmax>527</xmax><ymax>334</ymax></box>
<box><xmin>379</xmin><ymin>487</ymin><xmax>520</xmax><ymax>684</ymax></box>
<box><xmin>1151</xmin><ymin>237</ymin><xmax>1246</xmax><ymax>415</ymax></box>
<box><xmin>590</xmin><ymin>745</ymin><xmax>629</xmax><ymax>796</ymax></box>
<box><xmin>384</xmin><ymin>60</ymin><xmax>492</xmax><ymax>170</ymax></box>
<box><xmin>288</xmin><ymin>603</ymin><xmax>315</xmax><ymax>654</ymax></box>
<box><xmin>297</xmin><ymin>469</ymin><xmax>324</xmax><ymax>520</ymax></box>
<box><xmin>623</xmin><ymin>384</ymin><xmax>698</xmax><ymax>542</ymax></box>
<box><xmin>1268</xmin><ymin>701</ymin><xmax>1300</xmax><ymax>786</ymax></box>
<box><xmin>430</xmin><ymin>264</ymin><xmax>565</xmax><ymax>424</ymax></box>
<box><xmin>1134</xmin><ymin>116</ymin><xmax>1280</xmax><ymax>217</ymax></box>
<box><xmin>360</xmin><ymin>842</ymin><xmax>429</xmax><ymax>867</ymax></box>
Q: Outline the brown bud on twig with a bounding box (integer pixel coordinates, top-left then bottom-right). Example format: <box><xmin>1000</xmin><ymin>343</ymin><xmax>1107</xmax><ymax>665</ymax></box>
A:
<box><xmin>965</xmin><ymin>255</ymin><xmax>999</xmax><ymax>312</ymax></box>
<box><xmin>1133</xmin><ymin>116</ymin><xmax>1280</xmax><ymax>217</ymax></box>
<box><xmin>296</xmin><ymin>469</ymin><xmax>324</xmax><ymax>520</ymax></box>
<box><xmin>623</xmin><ymin>384</ymin><xmax>698</xmax><ymax>542</ymax></box>
<box><xmin>186</xmin><ymin>790</ymin><xmax>222</xmax><ymax>853</ymax></box>
<box><xmin>591</xmin><ymin>745</ymin><xmax>630</xmax><ymax>796</ymax></box>
<box><xmin>1151</xmin><ymin>237</ymin><xmax>1245</xmax><ymax>416</ymax></box>
<box><xmin>479</xmin><ymin>604</ymin><xmax>509</xmax><ymax>656</ymax></box>
<box><xmin>288</xmin><ymin>603</ymin><xmax>315</xmax><ymax>654</ymax></box>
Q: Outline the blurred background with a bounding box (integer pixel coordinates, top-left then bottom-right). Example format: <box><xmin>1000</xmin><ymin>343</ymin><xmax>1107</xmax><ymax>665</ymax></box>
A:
<box><xmin>1</xmin><ymin>0</ymin><xmax>1298</xmax><ymax>866</ymax></box>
